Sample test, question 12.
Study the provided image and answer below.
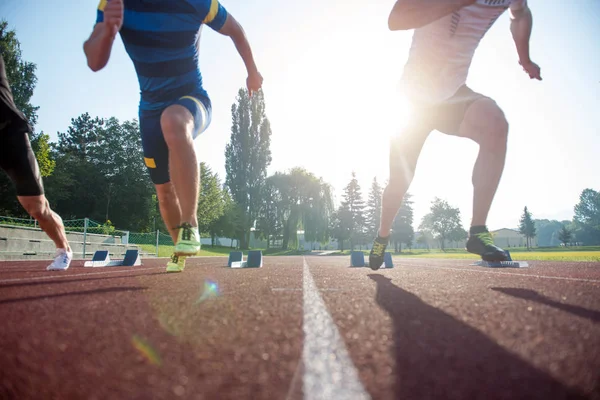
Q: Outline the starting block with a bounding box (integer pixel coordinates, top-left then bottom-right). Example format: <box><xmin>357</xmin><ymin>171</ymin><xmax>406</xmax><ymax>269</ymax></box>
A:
<box><xmin>350</xmin><ymin>251</ymin><xmax>365</xmax><ymax>267</ymax></box>
<box><xmin>350</xmin><ymin>251</ymin><xmax>394</xmax><ymax>269</ymax></box>
<box><xmin>84</xmin><ymin>249</ymin><xmax>141</xmax><ymax>267</ymax></box>
<box><xmin>246</xmin><ymin>250</ymin><xmax>263</xmax><ymax>268</ymax></box>
<box><xmin>228</xmin><ymin>251</ymin><xmax>263</xmax><ymax>268</ymax></box>
<box><xmin>228</xmin><ymin>251</ymin><xmax>243</xmax><ymax>267</ymax></box>
<box><xmin>471</xmin><ymin>251</ymin><xmax>529</xmax><ymax>268</ymax></box>
<box><xmin>383</xmin><ymin>252</ymin><xmax>394</xmax><ymax>268</ymax></box>
<box><xmin>84</xmin><ymin>250</ymin><xmax>110</xmax><ymax>267</ymax></box>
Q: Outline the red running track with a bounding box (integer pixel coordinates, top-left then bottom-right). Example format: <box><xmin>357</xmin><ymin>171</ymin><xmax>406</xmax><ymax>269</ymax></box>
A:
<box><xmin>0</xmin><ymin>256</ymin><xmax>598</xmax><ymax>400</ymax></box>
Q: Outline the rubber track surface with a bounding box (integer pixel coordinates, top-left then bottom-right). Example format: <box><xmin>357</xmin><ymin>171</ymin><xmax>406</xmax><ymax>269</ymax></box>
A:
<box><xmin>0</xmin><ymin>256</ymin><xmax>598</xmax><ymax>400</ymax></box>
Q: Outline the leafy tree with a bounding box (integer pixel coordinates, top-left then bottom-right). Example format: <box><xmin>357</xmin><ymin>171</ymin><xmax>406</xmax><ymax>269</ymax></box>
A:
<box><xmin>0</xmin><ymin>20</ymin><xmax>38</xmax><ymax>126</ymax></box>
<box><xmin>391</xmin><ymin>193</ymin><xmax>414</xmax><ymax>252</ymax></box>
<box><xmin>255</xmin><ymin>178</ymin><xmax>282</xmax><ymax>248</ymax></box>
<box><xmin>448</xmin><ymin>226</ymin><xmax>468</xmax><ymax>248</ymax></box>
<box><xmin>30</xmin><ymin>132</ymin><xmax>55</xmax><ymax>177</ymax></box>
<box><xmin>45</xmin><ymin>116</ymin><xmax>155</xmax><ymax>231</ymax></box>
<box><xmin>365</xmin><ymin>177</ymin><xmax>382</xmax><ymax>239</ymax></box>
<box><xmin>209</xmin><ymin>189</ymin><xmax>244</xmax><ymax>247</ymax></box>
<box><xmin>197</xmin><ymin>163</ymin><xmax>225</xmax><ymax>236</ymax></box>
<box><xmin>265</xmin><ymin>168</ymin><xmax>333</xmax><ymax>250</ymax></box>
<box><xmin>331</xmin><ymin>205</ymin><xmax>352</xmax><ymax>251</ymax></box>
<box><xmin>533</xmin><ymin>219</ymin><xmax>564</xmax><ymax>247</ymax></box>
<box><xmin>419</xmin><ymin>197</ymin><xmax>464</xmax><ymax>250</ymax></box>
<box><xmin>0</xmin><ymin>20</ymin><xmax>44</xmax><ymax>215</ymax></box>
<box><xmin>558</xmin><ymin>225</ymin><xmax>572</xmax><ymax>247</ymax></box>
<box><xmin>573</xmin><ymin>188</ymin><xmax>600</xmax><ymax>245</ymax></box>
<box><xmin>225</xmin><ymin>89</ymin><xmax>272</xmax><ymax>249</ymax></box>
<box><xmin>518</xmin><ymin>206</ymin><xmax>537</xmax><ymax>249</ymax></box>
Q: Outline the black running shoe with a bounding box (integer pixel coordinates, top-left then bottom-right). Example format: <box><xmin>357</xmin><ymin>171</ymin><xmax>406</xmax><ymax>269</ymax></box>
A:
<box><xmin>369</xmin><ymin>235</ymin><xmax>389</xmax><ymax>270</ymax></box>
<box><xmin>466</xmin><ymin>229</ymin><xmax>509</xmax><ymax>261</ymax></box>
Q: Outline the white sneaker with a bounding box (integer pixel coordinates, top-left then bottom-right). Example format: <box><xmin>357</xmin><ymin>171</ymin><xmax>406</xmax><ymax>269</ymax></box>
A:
<box><xmin>47</xmin><ymin>248</ymin><xmax>73</xmax><ymax>271</ymax></box>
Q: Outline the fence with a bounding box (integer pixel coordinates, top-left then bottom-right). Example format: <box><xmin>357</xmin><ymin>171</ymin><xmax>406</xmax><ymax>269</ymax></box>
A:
<box><xmin>0</xmin><ymin>215</ymin><xmax>174</xmax><ymax>259</ymax></box>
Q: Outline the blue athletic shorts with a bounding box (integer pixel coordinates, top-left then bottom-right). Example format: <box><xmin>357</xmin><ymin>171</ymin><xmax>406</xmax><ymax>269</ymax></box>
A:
<box><xmin>139</xmin><ymin>93</ymin><xmax>211</xmax><ymax>185</ymax></box>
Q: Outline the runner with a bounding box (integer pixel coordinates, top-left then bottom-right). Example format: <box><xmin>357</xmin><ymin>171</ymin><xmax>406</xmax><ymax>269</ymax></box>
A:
<box><xmin>83</xmin><ymin>0</ymin><xmax>263</xmax><ymax>272</ymax></box>
<box><xmin>369</xmin><ymin>0</ymin><xmax>542</xmax><ymax>269</ymax></box>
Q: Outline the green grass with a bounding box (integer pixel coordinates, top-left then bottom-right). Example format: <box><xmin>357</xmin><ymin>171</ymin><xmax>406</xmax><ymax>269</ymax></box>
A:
<box><xmin>330</xmin><ymin>247</ymin><xmax>600</xmax><ymax>262</ymax></box>
<box><xmin>137</xmin><ymin>244</ymin><xmax>600</xmax><ymax>262</ymax></box>
<box><xmin>139</xmin><ymin>244</ymin><xmax>309</xmax><ymax>258</ymax></box>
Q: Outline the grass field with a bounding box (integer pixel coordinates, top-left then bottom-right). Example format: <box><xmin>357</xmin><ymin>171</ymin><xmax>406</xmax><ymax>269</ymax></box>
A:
<box><xmin>332</xmin><ymin>246</ymin><xmax>600</xmax><ymax>262</ymax></box>
<box><xmin>137</xmin><ymin>244</ymin><xmax>600</xmax><ymax>262</ymax></box>
<box><xmin>140</xmin><ymin>244</ymin><xmax>308</xmax><ymax>258</ymax></box>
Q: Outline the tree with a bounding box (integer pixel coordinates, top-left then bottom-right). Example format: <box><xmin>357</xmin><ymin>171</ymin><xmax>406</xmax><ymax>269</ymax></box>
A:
<box><xmin>45</xmin><ymin>115</ymin><xmax>155</xmax><ymax>231</ymax></box>
<box><xmin>255</xmin><ymin>178</ymin><xmax>281</xmax><ymax>249</ymax></box>
<box><xmin>0</xmin><ymin>21</ymin><xmax>41</xmax><ymax>215</ymax></box>
<box><xmin>225</xmin><ymin>88</ymin><xmax>272</xmax><ymax>249</ymax></box>
<box><xmin>391</xmin><ymin>193</ymin><xmax>414</xmax><ymax>252</ymax></box>
<box><xmin>416</xmin><ymin>231</ymin><xmax>432</xmax><ymax>250</ymax></box>
<box><xmin>30</xmin><ymin>132</ymin><xmax>55</xmax><ymax>177</ymax></box>
<box><xmin>419</xmin><ymin>197</ymin><xmax>464</xmax><ymax>250</ymax></box>
<box><xmin>573</xmin><ymin>188</ymin><xmax>600</xmax><ymax>245</ymax></box>
<box><xmin>264</xmin><ymin>168</ymin><xmax>333</xmax><ymax>250</ymax></box>
<box><xmin>340</xmin><ymin>172</ymin><xmax>366</xmax><ymax>250</ymax></box>
<box><xmin>331</xmin><ymin>205</ymin><xmax>352</xmax><ymax>251</ymax></box>
<box><xmin>365</xmin><ymin>177</ymin><xmax>383</xmax><ymax>239</ymax></box>
<box><xmin>197</xmin><ymin>163</ymin><xmax>225</xmax><ymax>236</ymax></box>
<box><xmin>448</xmin><ymin>226</ymin><xmax>468</xmax><ymax>248</ymax></box>
<box><xmin>533</xmin><ymin>219</ymin><xmax>564</xmax><ymax>247</ymax></box>
<box><xmin>558</xmin><ymin>225</ymin><xmax>572</xmax><ymax>247</ymax></box>
<box><xmin>209</xmin><ymin>188</ymin><xmax>244</xmax><ymax>247</ymax></box>
<box><xmin>519</xmin><ymin>206</ymin><xmax>537</xmax><ymax>249</ymax></box>
<box><xmin>0</xmin><ymin>20</ymin><xmax>39</xmax><ymax>126</ymax></box>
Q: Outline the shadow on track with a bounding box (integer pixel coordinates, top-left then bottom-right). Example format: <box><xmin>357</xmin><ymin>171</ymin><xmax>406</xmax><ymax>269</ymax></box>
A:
<box><xmin>0</xmin><ymin>272</ymin><xmax>165</xmax><ymax>289</ymax></box>
<box><xmin>491</xmin><ymin>287</ymin><xmax>600</xmax><ymax>323</ymax></box>
<box><xmin>368</xmin><ymin>274</ymin><xmax>587</xmax><ymax>400</ymax></box>
<box><xmin>0</xmin><ymin>286</ymin><xmax>146</xmax><ymax>305</ymax></box>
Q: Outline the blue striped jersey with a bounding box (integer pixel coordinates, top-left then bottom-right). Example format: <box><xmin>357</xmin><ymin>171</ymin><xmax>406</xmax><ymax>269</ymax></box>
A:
<box><xmin>96</xmin><ymin>0</ymin><xmax>228</xmax><ymax>111</ymax></box>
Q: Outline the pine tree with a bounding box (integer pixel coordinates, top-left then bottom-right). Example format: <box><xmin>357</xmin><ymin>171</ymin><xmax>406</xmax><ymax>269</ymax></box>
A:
<box><xmin>340</xmin><ymin>172</ymin><xmax>366</xmax><ymax>250</ymax></box>
<box><xmin>391</xmin><ymin>193</ymin><xmax>414</xmax><ymax>252</ymax></box>
<box><xmin>519</xmin><ymin>206</ymin><xmax>537</xmax><ymax>249</ymax></box>
<box><xmin>365</xmin><ymin>177</ymin><xmax>383</xmax><ymax>239</ymax></box>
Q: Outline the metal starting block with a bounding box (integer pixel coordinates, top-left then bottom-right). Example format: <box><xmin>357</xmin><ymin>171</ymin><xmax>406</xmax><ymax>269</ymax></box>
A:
<box><xmin>471</xmin><ymin>251</ymin><xmax>529</xmax><ymax>268</ymax></box>
<box><xmin>350</xmin><ymin>251</ymin><xmax>394</xmax><ymax>268</ymax></box>
<box><xmin>228</xmin><ymin>251</ymin><xmax>262</xmax><ymax>268</ymax></box>
<box><xmin>84</xmin><ymin>249</ymin><xmax>141</xmax><ymax>267</ymax></box>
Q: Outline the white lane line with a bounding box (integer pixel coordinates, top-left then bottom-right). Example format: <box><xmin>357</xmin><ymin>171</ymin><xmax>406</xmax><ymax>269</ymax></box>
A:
<box><xmin>302</xmin><ymin>257</ymin><xmax>370</xmax><ymax>400</ymax></box>
<box><xmin>0</xmin><ymin>267</ymin><xmax>163</xmax><ymax>284</ymax></box>
<box><xmin>419</xmin><ymin>265</ymin><xmax>600</xmax><ymax>284</ymax></box>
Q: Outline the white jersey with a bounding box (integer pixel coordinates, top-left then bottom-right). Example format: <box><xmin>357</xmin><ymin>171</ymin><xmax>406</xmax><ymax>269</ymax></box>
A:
<box><xmin>400</xmin><ymin>0</ymin><xmax>527</xmax><ymax>104</ymax></box>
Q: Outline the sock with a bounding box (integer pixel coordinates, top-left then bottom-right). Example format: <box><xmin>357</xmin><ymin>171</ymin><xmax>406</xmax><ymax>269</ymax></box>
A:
<box><xmin>470</xmin><ymin>225</ymin><xmax>488</xmax><ymax>235</ymax></box>
<box><xmin>375</xmin><ymin>235</ymin><xmax>389</xmax><ymax>244</ymax></box>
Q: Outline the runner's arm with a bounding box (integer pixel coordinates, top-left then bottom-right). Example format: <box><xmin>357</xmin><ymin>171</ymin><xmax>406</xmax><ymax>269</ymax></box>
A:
<box><xmin>84</xmin><ymin>23</ymin><xmax>118</xmax><ymax>72</ymax></box>
<box><xmin>216</xmin><ymin>15</ymin><xmax>259</xmax><ymax>77</ymax></box>
<box><xmin>388</xmin><ymin>0</ymin><xmax>477</xmax><ymax>31</ymax></box>
<box><xmin>509</xmin><ymin>0</ymin><xmax>533</xmax><ymax>64</ymax></box>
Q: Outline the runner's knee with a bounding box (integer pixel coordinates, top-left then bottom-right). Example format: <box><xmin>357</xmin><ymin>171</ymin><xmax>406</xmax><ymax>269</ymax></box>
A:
<box><xmin>464</xmin><ymin>100</ymin><xmax>509</xmax><ymax>148</ymax></box>
<box><xmin>160</xmin><ymin>105</ymin><xmax>194</xmax><ymax>145</ymax></box>
<box><xmin>20</xmin><ymin>196</ymin><xmax>51</xmax><ymax>221</ymax></box>
<box><xmin>155</xmin><ymin>182</ymin><xmax>178</xmax><ymax>205</ymax></box>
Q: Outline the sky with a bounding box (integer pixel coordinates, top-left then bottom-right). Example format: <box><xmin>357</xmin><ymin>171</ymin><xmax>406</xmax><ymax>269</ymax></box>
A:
<box><xmin>1</xmin><ymin>0</ymin><xmax>599</xmax><ymax>231</ymax></box>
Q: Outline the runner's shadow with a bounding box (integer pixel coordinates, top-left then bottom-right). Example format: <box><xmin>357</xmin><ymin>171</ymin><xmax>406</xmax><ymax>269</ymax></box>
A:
<box><xmin>368</xmin><ymin>274</ymin><xmax>587</xmax><ymax>400</ymax></box>
<box><xmin>0</xmin><ymin>272</ymin><xmax>165</xmax><ymax>289</ymax></box>
<box><xmin>0</xmin><ymin>286</ymin><xmax>146</xmax><ymax>305</ymax></box>
<box><xmin>491</xmin><ymin>287</ymin><xmax>600</xmax><ymax>323</ymax></box>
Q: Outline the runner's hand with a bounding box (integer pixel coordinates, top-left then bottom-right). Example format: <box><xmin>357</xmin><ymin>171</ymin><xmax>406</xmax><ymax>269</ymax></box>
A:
<box><xmin>104</xmin><ymin>0</ymin><xmax>124</xmax><ymax>37</ymax></box>
<box><xmin>519</xmin><ymin>59</ymin><xmax>542</xmax><ymax>80</ymax></box>
<box><xmin>247</xmin><ymin>71</ymin><xmax>263</xmax><ymax>96</ymax></box>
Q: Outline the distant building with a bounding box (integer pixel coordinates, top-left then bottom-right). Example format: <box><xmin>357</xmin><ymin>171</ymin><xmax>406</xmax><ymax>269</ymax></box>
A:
<box><xmin>489</xmin><ymin>228</ymin><xmax>537</xmax><ymax>248</ymax></box>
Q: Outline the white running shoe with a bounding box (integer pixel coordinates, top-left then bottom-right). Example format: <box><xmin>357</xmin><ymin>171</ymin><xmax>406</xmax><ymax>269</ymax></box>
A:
<box><xmin>47</xmin><ymin>248</ymin><xmax>73</xmax><ymax>271</ymax></box>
